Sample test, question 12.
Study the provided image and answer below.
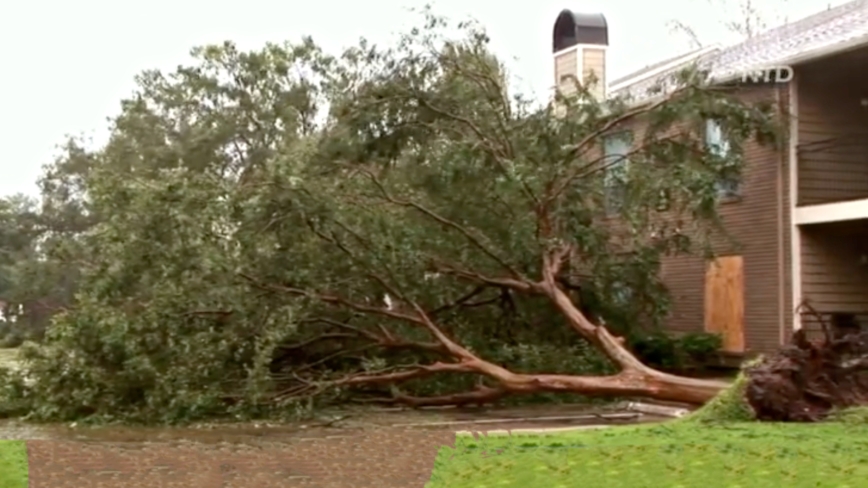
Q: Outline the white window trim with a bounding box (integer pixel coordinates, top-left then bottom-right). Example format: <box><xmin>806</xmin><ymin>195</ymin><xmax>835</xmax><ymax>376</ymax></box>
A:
<box><xmin>603</xmin><ymin>133</ymin><xmax>633</xmax><ymax>211</ymax></box>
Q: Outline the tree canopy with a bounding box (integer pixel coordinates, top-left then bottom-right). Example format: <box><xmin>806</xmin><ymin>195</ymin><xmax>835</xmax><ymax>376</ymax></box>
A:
<box><xmin>0</xmin><ymin>12</ymin><xmax>779</xmax><ymax>423</ymax></box>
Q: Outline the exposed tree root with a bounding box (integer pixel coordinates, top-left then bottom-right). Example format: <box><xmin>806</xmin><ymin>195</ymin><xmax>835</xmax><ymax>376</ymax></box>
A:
<box><xmin>745</xmin><ymin>326</ymin><xmax>868</xmax><ymax>422</ymax></box>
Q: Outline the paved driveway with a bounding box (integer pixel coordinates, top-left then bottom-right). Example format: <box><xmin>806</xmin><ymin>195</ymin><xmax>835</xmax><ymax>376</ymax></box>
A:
<box><xmin>26</xmin><ymin>427</ymin><xmax>458</xmax><ymax>488</ymax></box>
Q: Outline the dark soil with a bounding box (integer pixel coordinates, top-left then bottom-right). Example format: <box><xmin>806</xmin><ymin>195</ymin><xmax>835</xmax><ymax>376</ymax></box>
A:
<box><xmin>744</xmin><ymin>328</ymin><xmax>868</xmax><ymax>421</ymax></box>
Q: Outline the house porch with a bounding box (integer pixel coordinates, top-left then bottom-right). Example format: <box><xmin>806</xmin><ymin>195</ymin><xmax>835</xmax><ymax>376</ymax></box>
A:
<box><xmin>794</xmin><ymin>46</ymin><xmax>868</xmax><ymax>335</ymax></box>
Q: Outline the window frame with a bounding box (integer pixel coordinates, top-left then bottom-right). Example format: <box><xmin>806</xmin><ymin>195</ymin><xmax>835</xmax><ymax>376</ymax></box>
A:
<box><xmin>602</xmin><ymin>130</ymin><xmax>634</xmax><ymax>214</ymax></box>
<box><xmin>610</xmin><ymin>280</ymin><xmax>634</xmax><ymax>307</ymax></box>
<box><xmin>704</xmin><ymin>118</ymin><xmax>740</xmax><ymax>199</ymax></box>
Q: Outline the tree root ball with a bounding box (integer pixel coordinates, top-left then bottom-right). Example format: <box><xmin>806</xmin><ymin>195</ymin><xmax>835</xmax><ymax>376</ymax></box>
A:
<box><xmin>743</xmin><ymin>329</ymin><xmax>868</xmax><ymax>422</ymax></box>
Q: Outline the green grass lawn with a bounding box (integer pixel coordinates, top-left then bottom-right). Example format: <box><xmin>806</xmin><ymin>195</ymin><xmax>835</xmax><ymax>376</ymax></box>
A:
<box><xmin>426</xmin><ymin>421</ymin><xmax>868</xmax><ymax>487</ymax></box>
<box><xmin>0</xmin><ymin>440</ymin><xmax>28</xmax><ymax>488</ymax></box>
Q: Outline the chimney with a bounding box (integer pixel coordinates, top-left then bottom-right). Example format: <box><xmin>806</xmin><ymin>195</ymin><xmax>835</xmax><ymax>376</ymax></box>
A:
<box><xmin>553</xmin><ymin>9</ymin><xmax>609</xmax><ymax>102</ymax></box>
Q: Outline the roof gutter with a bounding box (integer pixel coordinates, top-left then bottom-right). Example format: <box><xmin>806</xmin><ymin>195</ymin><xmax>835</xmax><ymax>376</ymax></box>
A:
<box><xmin>784</xmin><ymin>32</ymin><xmax>868</xmax><ymax>66</ymax></box>
<box><xmin>712</xmin><ymin>33</ymin><xmax>868</xmax><ymax>85</ymax></box>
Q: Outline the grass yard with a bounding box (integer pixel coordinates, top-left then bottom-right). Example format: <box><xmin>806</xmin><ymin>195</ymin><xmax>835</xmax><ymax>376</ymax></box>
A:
<box><xmin>0</xmin><ymin>440</ymin><xmax>28</xmax><ymax>488</ymax></box>
<box><xmin>426</xmin><ymin>420</ymin><xmax>868</xmax><ymax>487</ymax></box>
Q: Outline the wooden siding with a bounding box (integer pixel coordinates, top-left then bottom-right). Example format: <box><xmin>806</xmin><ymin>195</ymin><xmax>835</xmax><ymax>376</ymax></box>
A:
<box><xmin>564</xmin><ymin>81</ymin><xmax>792</xmax><ymax>354</ymax></box>
<box><xmin>553</xmin><ymin>50</ymin><xmax>579</xmax><ymax>117</ymax></box>
<box><xmin>797</xmin><ymin>55</ymin><xmax>868</xmax><ymax>206</ymax></box>
<box><xmin>793</xmin><ymin>48</ymin><xmax>868</xmax><ymax>337</ymax></box>
<box><xmin>658</xmin><ymin>85</ymin><xmax>791</xmax><ymax>354</ymax></box>
<box><xmin>582</xmin><ymin>48</ymin><xmax>606</xmax><ymax>100</ymax></box>
<box><xmin>555</xmin><ymin>50</ymin><xmax>579</xmax><ymax>96</ymax></box>
<box><xmin>799</xmin><ymin>221</ymin><xmax>868</xmax><ymax>337</ymax></box>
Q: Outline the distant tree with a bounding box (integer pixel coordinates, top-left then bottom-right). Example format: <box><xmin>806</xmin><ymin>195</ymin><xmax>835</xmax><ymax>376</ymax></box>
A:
<box><xmin>0</xmin><ymin>194</ymin><xmax>43</xmax><ymax>343</ymax></box>
<box><xmin>0</xmin><ymin>139</ymin><xmax>97</xmax><ymax>344</ymax></box>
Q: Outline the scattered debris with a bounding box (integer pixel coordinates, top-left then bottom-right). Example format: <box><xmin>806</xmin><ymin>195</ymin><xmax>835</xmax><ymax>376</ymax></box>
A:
<box><xmin>622</xmin><ymin>402</ymin><xmax>690</xmax><ymax>418</ymax></box>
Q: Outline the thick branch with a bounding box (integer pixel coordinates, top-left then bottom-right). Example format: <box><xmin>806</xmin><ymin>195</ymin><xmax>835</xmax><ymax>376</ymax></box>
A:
<box><xmin>415</xmin><ymin>98</ymin><xmax>539</xmax><ymax>207</ymax></box>
<box><xmin>333</xmin><ymin>361</ymin><xmax>724</xmax><ymax>405</ymax></box>
<box><xmin>241</xmin><ymin>273</ymin><xmax>423</xmax><ymax>324</ymax></box>
<box><xmin>305</xmin><ymin>219</ymin><xmax>407</xmax><ymax>301</ymax></box>
<box><xmin>429</xmin><ymin>285</ymin><xmax>484</xmax><ymax>315</ymax></box>
<box><xmin>431</xmin><ymin>260</ymin><xmax>537</xmax><ymax>293</ymax></box>
<box><xmin>360</xmin><ymin>169</ymin><xmax>526</xmax><ymax>281</ymax></box>
<box><xmin>277</xmin><ymin>332</ymin><xmax>358</xmax><ymax>351</ymax></box>
<box><xmin>302</xmin><ymin>317</ymin><xmax>448</xmax><ymax>354</ymax></box>
<box><xmin>537</xmin><ymin>246</ymin><xmax>647</xmax><ymax>371</ymax></box>
<box><xmin>335</xmin><ymin>361</ymin><xmax>478</xmax><ymax>386</ymax></box>
<box><xmin>243</xmin><ymin>273</ymin><xmax>724</xmax><ymax>406</ymax></box>
<box><xmin>372</xmin><ymin>385</ymin><xmax>509</xmax><ymax>408</ymax></box>
<box><xmin>239</xmin><ymin>273</ymin><xmax>482</xmax><ymax>362</ymax></box>
<box><xmin>545</xmin><ymin>88</ymin><xmax>691</xmax><ymax>206</ymax></box>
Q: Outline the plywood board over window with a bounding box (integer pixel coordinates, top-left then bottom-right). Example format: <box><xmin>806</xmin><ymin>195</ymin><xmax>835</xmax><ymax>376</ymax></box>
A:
<box><xmin>704</xmin><ymin>255</ymin><xmax>745</xmax><ymax>352</ymax></box>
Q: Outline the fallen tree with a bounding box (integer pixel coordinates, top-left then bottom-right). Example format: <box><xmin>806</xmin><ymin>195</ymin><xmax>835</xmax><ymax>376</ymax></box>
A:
<box><xmin>239</xmin><ymin>201</ymin><xmax>728</xmax><ymax>406</ymax></box>
<box><xmin>1</xmin><ymin>11</ymin><xmax>785</xmax><ymax>422</ymax></box>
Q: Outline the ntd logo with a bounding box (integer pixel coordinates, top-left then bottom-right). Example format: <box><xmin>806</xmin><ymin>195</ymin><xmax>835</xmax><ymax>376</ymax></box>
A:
<box><xmin>738</xmin><ymin>66</ymin><xmax>794</xmax><ymax>84</ymax></box>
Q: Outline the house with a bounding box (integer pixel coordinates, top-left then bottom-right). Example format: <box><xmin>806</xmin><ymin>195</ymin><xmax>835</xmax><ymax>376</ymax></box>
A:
<box><xmin>552</xmin><ymin>1</ymin><xmax>868</xmax><ymax>356</ymax></box>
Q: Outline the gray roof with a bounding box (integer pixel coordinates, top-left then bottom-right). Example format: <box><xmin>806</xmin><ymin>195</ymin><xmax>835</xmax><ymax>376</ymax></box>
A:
<box><xmin>608</xmin><ymin>48</ymin><xmax>716</xmax><ymax>88</ymax></box>
<box><xmin>611</xmin><ymin>0</ymin><xmax>868</xmax><ymax>100</ymax></box>
<box><xmin>610</xmin><ymin>48</ymin><xmax>721</xmax><ymax>99</ymax></box>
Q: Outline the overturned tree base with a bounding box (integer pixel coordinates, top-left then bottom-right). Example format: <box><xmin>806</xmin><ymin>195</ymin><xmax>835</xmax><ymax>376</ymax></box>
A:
<box><xmin>744</xmin><ymin>329</ymin><xmax>868</xmax><ymax>422</ymax></box>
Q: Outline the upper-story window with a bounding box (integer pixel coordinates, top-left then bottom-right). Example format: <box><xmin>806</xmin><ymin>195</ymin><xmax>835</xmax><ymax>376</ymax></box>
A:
<box><xmin>610</xmin><ymin>280</ymin><xmax>634</xmax><ymax>307</ymax></box>
<box><xmin>704</xmin><ymin>119</ymin><xmax>739</xmax><ymax>199</ymax></box>
<box><xmin>603</xmin><ymin>131</ymin><xmax>633</xmax><ymax>213</ymax></box>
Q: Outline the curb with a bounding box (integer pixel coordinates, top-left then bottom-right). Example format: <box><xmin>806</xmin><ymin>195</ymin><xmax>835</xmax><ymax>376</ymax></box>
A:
<box><xmin>393</xmin><ymin>412</ymin><xmax>641</xmax><ymax>428</ymax></box>
<box><xmin>455</xmin><ymin>424</ymin><xmax>613</xmax><ymax>437</ymax></box>
<box><xmin>621</xmin><ymin>402</ymin><xmax>690</xmax><ymax>418</ymax></box>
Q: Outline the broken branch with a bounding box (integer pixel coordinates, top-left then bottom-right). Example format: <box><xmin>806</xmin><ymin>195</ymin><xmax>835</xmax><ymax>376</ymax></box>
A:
<box><xmin>361</xmin><ymin>169</ymin><xmax>526</xmax><ymax>281</ymax></box>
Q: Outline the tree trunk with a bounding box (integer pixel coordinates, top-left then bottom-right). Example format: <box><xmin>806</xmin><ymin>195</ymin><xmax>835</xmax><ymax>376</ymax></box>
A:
<box><xmin>531</xmin><ymin>252</ymin><xmax>728</xmax><ymax>404</ymax></box>
<box><xmin>250</xmin><ymin>268</ymin><xmax>730</xmax><ymax>407</ymax></box>
<box><xmin>492</xmin><ymin>368</ymin><xmax>727</xmax><ymax>405</ymax></box>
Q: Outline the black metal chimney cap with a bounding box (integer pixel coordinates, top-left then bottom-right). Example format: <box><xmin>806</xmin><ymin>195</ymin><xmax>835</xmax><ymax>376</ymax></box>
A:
<box><xmin>553</xmin><ymin>9</ymin><xmax>608</xmax><ymax>52</ymax></box>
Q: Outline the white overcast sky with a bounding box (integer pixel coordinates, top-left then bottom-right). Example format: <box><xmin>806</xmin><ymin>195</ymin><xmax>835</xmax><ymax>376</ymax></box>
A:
<box><xmin>0</xmin><ymin>0</ymin><xmax>847</xmax><ymax>196</ymax></box>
